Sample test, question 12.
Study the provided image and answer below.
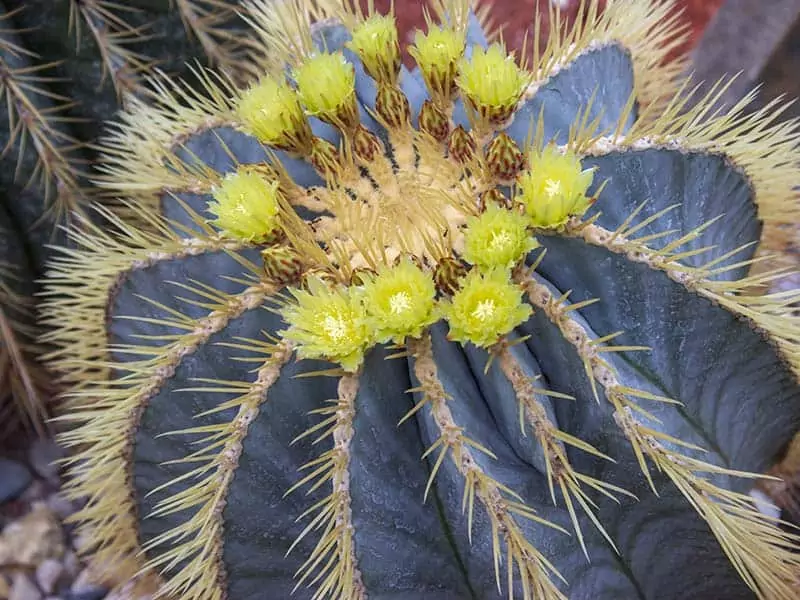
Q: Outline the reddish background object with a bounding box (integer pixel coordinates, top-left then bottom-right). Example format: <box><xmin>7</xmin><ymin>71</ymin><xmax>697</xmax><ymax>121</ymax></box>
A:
<box><xmin>365</xmin><ymin>0</ymin><xmax>725</xmax><ymax>63</ymax></box>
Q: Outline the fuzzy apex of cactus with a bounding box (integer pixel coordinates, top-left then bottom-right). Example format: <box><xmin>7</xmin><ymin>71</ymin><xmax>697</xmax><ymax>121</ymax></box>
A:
<box><xmin>40</xmin><ymin>1</ymin><xmax>800</xmax><ymax>599</ymax></box>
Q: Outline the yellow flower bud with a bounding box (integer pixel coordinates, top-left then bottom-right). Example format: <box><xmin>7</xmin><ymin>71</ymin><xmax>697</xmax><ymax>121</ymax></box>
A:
<box><xmin>516</xmin><ymin>146</ymin><xmax>596</xmax><ymax>229</ymax></box>
<box><xmin>463</xmin><ymin>204</ymin><xmax>538</xmax><ymax>271</ymax></box>
<box><xmin>208</xmin><ymin>169</ymin><xmax>282</xmax><ymax>242</ymax></box>
<box><xmin>294</xmin><ymin>53</ymin><xmax>358</xmax><ymax>129</ymax></box>
<box><xmin>409</xmin><ymin>26</ymin><xmax>465</xmax><ymax>102</ymax></box>
<box><xmin>457</xmin><ymin>44</ymin><xmax>529</xmax><ymax>125</ymax></box>
<box><xmin>442</xmin><ymin>268</ymin><xmax>532</xmax><ymax>348</ymax></box>
<box><xmin>282</xmin><ymin>278</ymin><xmax>372</xmax><ymax>372</ymax></box>
<box><xmin>347</xmin><ymin>14</ymin><xmax>401</xmax><ymax>84</ymax></box>
<box><xmin>236</xmin><ymin>77</ymin><xmax>312</xmax><ymax>152</ymax></box>
<box><xmin>362</xmin><ymin>258</ymin><xmax>438</xmax><ymax>344</ymax></box>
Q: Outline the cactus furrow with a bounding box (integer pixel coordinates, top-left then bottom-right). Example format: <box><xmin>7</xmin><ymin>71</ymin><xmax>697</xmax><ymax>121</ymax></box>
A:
<box><xmin>57</xmin><ymin>279</ymin><xmax>275</xmax><ymax>587</ymax></box>
<box><xmin>40</xmin><ymin>209</ymin><xmax>253</xmax><ymax>387</ymax></box>
<box><xmin>519</xmin><ymin>272</ymin><xmax>800</xmax><ymax>598</ymax></box>
<box><xmin>494</xmin><ymin>342</ymin><xmax>632</xmax><ymax>557</ymax></box>
<box><xmin>586</xmin><ymin>92</ymin><xmax>800</xmax><ymax>262</ymax></box>
<box><xmin>520</xmin><ymin>0</ymin><xmax>689</xmax><ymax>118</ymax></box>
<box><xmin>409</xmin><ymin>333</ymin><xmax>567</xmax><ymax>600</ymax></box>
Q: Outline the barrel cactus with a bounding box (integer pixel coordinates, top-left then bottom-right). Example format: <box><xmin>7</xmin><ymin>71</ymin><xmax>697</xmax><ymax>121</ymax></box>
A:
<box><xmin>42</xmin><ymin>0</ymin><xmax>800</xmax><ymax>598</ymax></box>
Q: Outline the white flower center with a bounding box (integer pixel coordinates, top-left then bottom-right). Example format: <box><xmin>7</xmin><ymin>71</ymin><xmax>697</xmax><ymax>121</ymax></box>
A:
<box><xmin>389</xmin><ymin>291</ymin><xmax>412</xmax><ymax>315</ymax></box>
<box><xmin>489</xmin><ymin>230</ymin><xmax>513</xmax><ymax>252</ymax></box>
<box><xmin>544</xmin><ymin>179</ymin><xmax>562</xmax><ymax>198</ymax></box>
<box><xmin>323</xmin><ymin>314</ymin><xmax>348</xmax><ymax>342</ymax></box>
<box><xmin>472</xmin><ymin>299</ymin><xmax>496</xmax><ymax>322</ymax></box>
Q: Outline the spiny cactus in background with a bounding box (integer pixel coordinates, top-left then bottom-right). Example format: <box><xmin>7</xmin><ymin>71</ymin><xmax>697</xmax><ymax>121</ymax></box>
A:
<box><xmin>0</xmin><ymin>216</ymin><xmax>52</xmax><ymax>439</ymax></box>
<box><xmin>40</xmin><ymin>0</ymin><xmax>800</xmax><ymax>598</ymax></box>
<box><xmin>0</xmin><ymin>0</ymin><xmax>259</xmax><ymax>437</ymax></box>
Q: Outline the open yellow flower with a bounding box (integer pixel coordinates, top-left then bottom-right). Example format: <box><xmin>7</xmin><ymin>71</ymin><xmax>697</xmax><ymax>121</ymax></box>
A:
<box><xmin>409</xmin><ymin>26</ymin><xmax>465</xmax><ymax>101</ymax></box>
<box><xmin>236</xmin><ymin>77</ymin><xmax>311</xmax><ymax>151</ymax></box>
<box><xmin>442</xmin><ymin>268</ymin><xmax>532</xmax><ymax>347</ymax></box>
<box><xmin>294</xmin><ymin>52</ymin><xmax>357</xmax><ymax>126</ymax></box>
<box><xmin>362</xmin><ymin>258</ymin><xmax>438</xmax><ymax>343</ymax></box>
<box><xmin>463</xmin><ymin>204</ymin><xmax>538</xmax><ymax>271</ymax></box>
<box><xmin>456</xmin><ymin>43</ymin><xmax>529</xmax><ymax>123</ymax></box>
<box><xmin>517</xmin><ymin>146</ymin><xmax>596</xmax><ymax>228</ymax></box>
<box><xmin>207</xmin><ymin>169</ymin><xmax>281</xmax><ymax>242</ymax></box>
<box><xmin>282</xmin><ymin>278</ymin><xmax>372</xmax><ymax>372</ymax></box>
<box><xmin>348</xmin><ymin>14</ymin><xmax>400</xmax><ymax>84</ymax></box>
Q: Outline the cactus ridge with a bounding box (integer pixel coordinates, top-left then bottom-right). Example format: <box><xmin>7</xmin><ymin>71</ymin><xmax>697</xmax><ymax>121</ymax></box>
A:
<box><xmin>40</xmin><ymin>1</ymin><xmax>800</xmax><ymax>599</ymax></box>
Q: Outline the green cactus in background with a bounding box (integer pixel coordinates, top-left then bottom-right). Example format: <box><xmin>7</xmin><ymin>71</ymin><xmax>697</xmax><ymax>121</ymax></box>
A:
<box><xmin>39</xmin><ymin>0</ymin><xmax>800</xmax><ymax>598</ymax></box>
<box><xmin>0</xmin><ymin>0</ymin><xmax>259</xmax><ymax>437</ymax></box>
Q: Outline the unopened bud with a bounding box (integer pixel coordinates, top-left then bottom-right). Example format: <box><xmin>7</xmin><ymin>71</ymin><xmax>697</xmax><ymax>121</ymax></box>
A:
<box><xmin>485</xmin><ymin>133</ymin><xmax>525</xmax><ymax>182</ymax></box>
<box><xmin>447</xmin><ymin>126</ymin><xmax>477</xmax><ymax>164</ymax></box>
<box><xmin>434</xmin><ymin>256</ymin><xmax>468</xmax><ymax>296</ymax></box>
<box><xmin>309</xmin><ymin>137</ymin><xmax>342</xmax><ymax>180</ymax></box>
<box><xmin>419</xmin><ymin>100</ymin><xmax>450</xmax><ymax>142</ymax></box>
<box><xmin>353</xmin><ymin>125</ymin><xmax>383</xmax><ymax>163</ymax></box>
<box><xmin>262</xmin><ymin>245</ymin><xmax>305</xmax><ymax>285</ymax></box>
<box><xmin>375</xmin><ymin>84</ymin><xmax>410</xmax><ymax>129</ymax></box>
<box><xmin>478</xmin><ymin>188</ymin><xmax>511</xmax><ymax>212</ymax></box>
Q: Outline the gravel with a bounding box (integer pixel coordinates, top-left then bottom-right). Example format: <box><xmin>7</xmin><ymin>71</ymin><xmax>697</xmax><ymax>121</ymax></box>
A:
<box><xmin>0</xmin><ymin>438</ymin><xmax>153</xmax><ymax>600</ymax></box>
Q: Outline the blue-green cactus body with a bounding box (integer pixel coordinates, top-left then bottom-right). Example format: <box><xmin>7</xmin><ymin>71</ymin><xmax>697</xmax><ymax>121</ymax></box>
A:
<box><xmin>43</xmin><ymin>2</ymin><xmax>800</xmax><ymax>600</ymax></box>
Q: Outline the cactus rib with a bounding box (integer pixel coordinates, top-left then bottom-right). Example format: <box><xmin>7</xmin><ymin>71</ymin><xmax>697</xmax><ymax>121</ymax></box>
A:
<box><xmin>565</xmin><ymin>216</ymin><xmax>800</xmax><ymax>377</ymax></box>
<box><xmin>143</xmin><ymin>339</ymin><xmax>294</xmax><ymax>599</ymax></box>
<box><xmin>409</xmin><ymin>333</ymin><xmax>567</xmax><ymax>600</ymax></box>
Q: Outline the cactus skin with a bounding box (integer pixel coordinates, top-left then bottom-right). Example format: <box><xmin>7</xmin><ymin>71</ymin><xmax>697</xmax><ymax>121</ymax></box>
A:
<box><xmin>41</xmin><ymin>1</ymin><xmax>800</xmax><ymax>599</ymax></box>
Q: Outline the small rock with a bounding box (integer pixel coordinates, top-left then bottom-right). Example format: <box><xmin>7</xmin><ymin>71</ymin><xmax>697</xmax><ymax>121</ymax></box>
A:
<box><xmin>28</xmin><ymin>439</ymin><xmax>65</xmax><ymax>482</ymax></box>
<box><xmin>36</xmin><ymin>558</ymin><xmax>65</xmax><ymax>594</ymax></box>
<box><xmin>70</xmin><ymin>569</ymin><xmax>108</xmax><ymax>599</ymax></box>
<box><xmin>0</xmin><ymin>458</ymin><xmax>32</xmax><ymax>503</ymax></box>
<box><xmin>61</xmin><ymin>551</ymin><xmax>81</xmax><ymax>578</ymax></box>
<box><xmin>65</xmin><ymin>587</ymin><xmax>107</xmax><ymax>600</ymax></box>
<box><xmin>10</xmin><ymin>573</ymin><xmax>42</xmax><ymax>600</ymax></box>
<box><xmin>45</xmin><ymin>493</ymin><xmax>75</xmax><ymax>520</ymax></box>
<box><xmin>0</xmin><ymin>503</ymin><xmax>65</xmax><ymax>566</ymax></box>
<box><xmin>20</xmin><ymin>479</ymin><xmax>48</xmax><ymax>503</ymax></box>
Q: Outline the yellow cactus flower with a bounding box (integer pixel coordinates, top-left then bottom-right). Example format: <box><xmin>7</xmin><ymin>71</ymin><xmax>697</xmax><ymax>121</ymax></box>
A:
<box><xmin>347</xmin><ymin>14</ymin><xmax>400</xmax><ymax>84</ymax></box>
<box><xmin>236</xmin><ymin>77</ymin><xmax>311</xmax><ymax>151</ymax></box>
<box><xmin>282</xmin><ymin>278</ymin><xmax>372</xmax><ymax>372</ymax></box>
<box><xmin>207</xmin><ymin>169</ymin><xmax>282</xmax><ymax>242</ymax></box>
<box><xmin>362</xmin><ymin>258</ymin><xmax>438</xmax><ymax>343</ymax></box>
<box><xmin>463</xmin><ymin>204</ymin><xmax>539</xmax><ymax>270</ymax></box>
<box><xmin>517</xmin><ymin>146</ymin><xmax>596</xmax><ymax>229</ymax></box>
<box><xmin>294</xmin><ymin>52</ymin><xmax>357</xmax><ymax>127</ymax></box>
<box><xmin>408</xmin><ymin>26</ymin><xmax>465</xmax><ymax>100</ymax></box>
<box><xmin>442</xmin><ymin>268</ymin><xmax>532</xmax><ymax>347</ymax></box>
<box><xmin>456</xmin><ymin>43</ymin><xmax>529</xmax><ymax>123</ymax></box>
